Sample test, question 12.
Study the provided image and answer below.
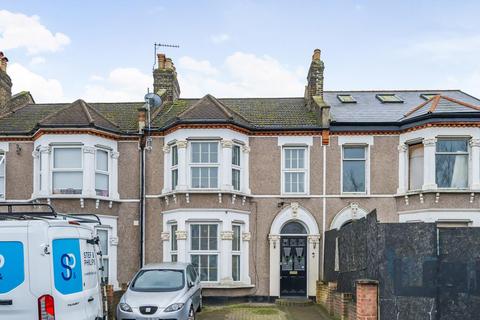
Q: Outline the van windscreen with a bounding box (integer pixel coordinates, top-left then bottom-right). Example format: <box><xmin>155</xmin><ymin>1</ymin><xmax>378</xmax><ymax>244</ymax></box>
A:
<box><xmin>131</xmin><ymin>269</ymin><xmax>184</xmax><ymax>292</ymax></box>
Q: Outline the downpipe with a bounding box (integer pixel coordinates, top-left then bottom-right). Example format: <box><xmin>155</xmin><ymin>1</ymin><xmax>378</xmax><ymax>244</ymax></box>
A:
<box><xmin>139</xmin><ymin>135</ymin><xmax>146</xmax><ymax>268</ymax></box>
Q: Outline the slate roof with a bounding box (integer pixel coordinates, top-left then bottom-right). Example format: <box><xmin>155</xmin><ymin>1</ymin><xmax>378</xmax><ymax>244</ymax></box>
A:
<box><xmin>39</xmin><ymin>99</ymin><xmax>119</xmax><ymax>132</ymax></box>
<box><xmin>324</xmin><ymin>90</ymin><xmax>480</xmax><ymax>123</ymax></box>
<box><xmin>0</xmin><ymin>90</ymin><xmax>479</xmax><ymax>135</ymax></box>
<box><xmin>403</xmin><ymin>95</ymin><xmax>480</xmax><ymax>120</ymax></box>
<box><xmin>0</xmin><ymin>100</ymin><xmax>143</xmax><ymax>134</ymax></box>
<box><xmin>152</xmin><ymin>96</ymin><xmax>320</xmax><ymax>130</ymax></box>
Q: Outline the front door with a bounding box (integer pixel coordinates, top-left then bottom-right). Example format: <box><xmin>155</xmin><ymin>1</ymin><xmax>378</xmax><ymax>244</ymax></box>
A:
<box><xmin>280</xmin><ymin>236</ymin><xmax>307</xmax><ymax>296</ymax></box>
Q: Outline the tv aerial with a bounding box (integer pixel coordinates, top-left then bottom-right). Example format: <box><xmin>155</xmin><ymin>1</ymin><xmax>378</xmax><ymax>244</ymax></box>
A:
<box><xmin>152</xmin><ymin>42</ymin><xmax>179</xmax><ymax>71</ymax></box>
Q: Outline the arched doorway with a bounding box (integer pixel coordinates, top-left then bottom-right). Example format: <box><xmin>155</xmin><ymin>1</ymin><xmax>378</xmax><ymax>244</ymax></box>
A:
<box><xmin>269</xmin><ymin>203</ymin><xmax>320</xmax><ymax>298</ymax></box>
<box><xmin>280</xmin><ymin>221</ymin><xmax>308</xmax><ymax>296</ymax></box>
<box><xmin>330</xmin><ymin>203</ymin><xmax>368</xmax><ymax>230</ymax></box>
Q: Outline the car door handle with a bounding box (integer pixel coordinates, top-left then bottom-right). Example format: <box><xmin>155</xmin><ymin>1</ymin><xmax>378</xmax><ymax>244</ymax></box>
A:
<box><xmin>0</xmin><ymin>300</ymin><xmax>12</xmax><ymax>305</ymax></box>
<box><xmin>88</xmin><ymin>297</ymin><xmax>94</xmax><ymax>302</ymax></box>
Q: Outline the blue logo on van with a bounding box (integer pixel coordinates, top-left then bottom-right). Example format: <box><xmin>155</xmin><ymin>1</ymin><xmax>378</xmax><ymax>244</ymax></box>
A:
<box><xmin>53</xmin><ymin>239</ymin><xmax>83</xmax><ymax>295</ymax></box>
<box><xmin>0</xmin><ymin>241</ymin><xmax>25</xmax><ymax>294</ymax></box>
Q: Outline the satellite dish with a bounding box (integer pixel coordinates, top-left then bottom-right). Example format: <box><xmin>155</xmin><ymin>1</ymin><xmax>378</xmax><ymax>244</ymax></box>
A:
<box><xmin>144</xmin><ymin>93</ymin><xmax>162</xmax><ymax>109</ymax></box>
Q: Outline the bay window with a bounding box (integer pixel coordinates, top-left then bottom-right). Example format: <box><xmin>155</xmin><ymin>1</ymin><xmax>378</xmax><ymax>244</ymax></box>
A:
<box><xmin>408</xmin><ymin>143</ymin><xmax>424</xmax><ymax>190</ymax></box>
<box><xmin>52</xmin><ymin>147</ymin><xmax>83</xmax><ymax>194</ymax></box>
<box><xmin>342</xmin><ymin>145</ymin><xmax>367</xmax><ymax>193</ymax></box>
<box><xmin>232</xmin><ymin>224</ymin><xmax>241</xmax><ymax>281</ymax></box>
<box><xmin>190</xmin><ymin>142</ymin><xmax>219</xmax><ymax>189</ymax></box>
<box><xmin>283</xmin><ymin>147</ymin><xmax>307</xmax><ymax>194</ymax></box>
<box><xmin>0</xmin><ymin>152</ymin><xmax>4</xmax><ymax>200</ymax></box>
<box><xmin>232</xmin><ymin>145</ymin><xmax>241</xmax><ymax>191</ymax></box>
<box><xmin>95</xmin><ymin>149</ymin><xmax>109</xmax><ymax>197</ymax></box>
<box><xmin>436</xmin><ymin>138</ymin><xmax>469</xmax><ymax>188</ymax></box>
<box><xmin>190</xmin><ymin>224</ymin><xmax>218</xmax><ymax>282</ymax></box>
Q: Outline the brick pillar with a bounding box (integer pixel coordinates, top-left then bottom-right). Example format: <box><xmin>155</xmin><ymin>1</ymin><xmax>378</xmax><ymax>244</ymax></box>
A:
<box><xmin>327</xmin><ymin>282</ymin><xmax>337</xmax><ymax>315</ymax></box>
<box><xmin>356</xmin><ymin>279</ymin><xmax>378</xmax><ymax>320</ymax></box>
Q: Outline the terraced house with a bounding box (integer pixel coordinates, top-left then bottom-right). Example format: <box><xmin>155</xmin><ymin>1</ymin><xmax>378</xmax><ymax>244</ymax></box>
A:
<box><xmin>1</xmin><ymin>49</ymin><xmax>480</xmax><ymax>300</ymax></box>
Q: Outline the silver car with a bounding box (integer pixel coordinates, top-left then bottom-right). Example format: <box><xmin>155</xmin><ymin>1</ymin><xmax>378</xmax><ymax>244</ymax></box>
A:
<box><xmin>117</xmin><ymin>262</ymin><xmax>202</xmax><ymax>320</ymax></box>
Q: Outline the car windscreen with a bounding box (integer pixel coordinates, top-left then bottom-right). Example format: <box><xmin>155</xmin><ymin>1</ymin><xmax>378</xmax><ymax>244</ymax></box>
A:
<box><xmin>130</xmin><ymin>269</ymin><xmax>185</xmax><ymax>292</ymax></box>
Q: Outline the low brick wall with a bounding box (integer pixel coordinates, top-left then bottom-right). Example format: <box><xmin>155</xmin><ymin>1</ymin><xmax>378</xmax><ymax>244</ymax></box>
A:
<box><xmin>106</xmin><ymin>284</ymin><xmax>127</xmax><ymax>319</ymax></box>
<box><xmin>316</xmin><ymin>280</ymin><xmax>375</xmax><ymax>320</ymax></box>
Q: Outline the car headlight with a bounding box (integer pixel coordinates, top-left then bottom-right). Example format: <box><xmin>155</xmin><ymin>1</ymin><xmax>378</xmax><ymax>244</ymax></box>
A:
<box><xmin>119</xmin><ymin>302</ymin><xmax>133</xmax><ymax>312</ymax></box>
<box><xmin>164</xmin><ymin>303</ymin><xmax>184</xmax><ymax>312</ymax></box>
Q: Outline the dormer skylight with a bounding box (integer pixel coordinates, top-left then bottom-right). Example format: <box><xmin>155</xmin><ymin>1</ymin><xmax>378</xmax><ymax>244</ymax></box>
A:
<box><xmin>376</xmin><ymin>94</ymin><xmax>403</xmax><ymax>103</ymax></box>
<box><xmin>420</xmin><ymin>93</ymin><xmax>439</xmax><ymax>100</ymax></box>
<box><xmin>337</xmin><ymin>94</ymin><xmax>356</xmax><ymax>103</ymax></box>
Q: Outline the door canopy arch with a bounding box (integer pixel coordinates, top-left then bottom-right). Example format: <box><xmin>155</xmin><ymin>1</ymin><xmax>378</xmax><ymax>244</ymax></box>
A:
<box><xmin>270</xmin><ymin>202</ymin><xmax>320</xmax><ymax>235</ymax></box>
<box><xmin>330</xmin><ymin>203</ymin><xmax>368</xmax><ymax>230</ymax></box>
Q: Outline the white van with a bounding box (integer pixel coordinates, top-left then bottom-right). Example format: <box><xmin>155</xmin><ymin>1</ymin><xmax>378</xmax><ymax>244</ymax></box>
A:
<box><xmin>0</xmin><ymin>203</ymin><xmax>106</xmax><ymax>320</ymax></box>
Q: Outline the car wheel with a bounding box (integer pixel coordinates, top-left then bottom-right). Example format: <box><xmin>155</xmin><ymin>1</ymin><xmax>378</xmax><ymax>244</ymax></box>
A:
<box><xmin>197</xmin><ymin>294</ymin><xmax>203</xmax><ymax>312</ymax></box>
<box><xmin>188</xmin><ymin>306</ymin><xmax>196</xmax><ymax>320</ymax></box>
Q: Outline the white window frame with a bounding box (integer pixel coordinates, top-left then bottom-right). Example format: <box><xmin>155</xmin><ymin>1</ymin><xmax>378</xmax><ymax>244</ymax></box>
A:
<box><xmin>281</xmin><ymin>146</ymin><xmax>309</xmax><ymax>195</ymax></box>
<box><xmin>96</xmin><ymin>227</ymin><xmax>110</xmax><ymax>284</ymax></box>
<box><xmin>170</xmin><ymin>224</ymin><xmax>178</xmax><ymax>262</ymax></box>
<box><xmin>435</xmin><ymin>137</ymin><xmax>470</xmax><ymax>189</ymax></box>
<box><xmin>171</xmin><ymin>145</ymin><xmax>179</xmax><ymax>190</ymax></box>
<box><xmin>189</xmin><ymin>141</ymin><xmax>220</xmax><ymax>189</ymax></box>
<box><xmin>341</xmin><ymin>144</ymin><xmax>369</xmax><ymax>195</ymax></box>
<box><xmin>407</xmin><ymin>142</ymin><xmax>424</xmax><ymax>191</ymax></box>
<box><xmin>0</xmin><ymin>151</ymin><xmax>5</xmax><ymax>200</ymax></box>
<box><xmin>232</xmin><ymin>144</ymin><xmax>242</xmax><ymax>191</ymax></box>
<box><xmin>232</xmin><ymin>224</ymin><xmax>241</xmax><ymax>282</ymax></box>
<box><xmin>188</xmin><ymin>222</ymin><xmax>220</xmax><ymax>283</ymax></box>
<box><xmin>51</xmin><ymin>146</ymin><xmax>83</xmax><ymax>195</ymax></box>
<box><xmin>95</xmin><ymin>148</ymin><xmax>110</xmax><ymax>197</ymax></box>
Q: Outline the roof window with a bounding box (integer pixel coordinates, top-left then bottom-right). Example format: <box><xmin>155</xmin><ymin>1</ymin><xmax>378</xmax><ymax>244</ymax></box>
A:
<box><xmin>420</xmin><ymin>93</ymin><xmax>439</xmax><ymax>100</ymax></box>
<box><xmin>376</xmin><ymin>94</ymin><xmax>403</xmax><ymax>103</ymax></box>
<box><xmin>337</xmin><ymin>94</ymin><xmax>357</xmax><ymax>103</ymax></box>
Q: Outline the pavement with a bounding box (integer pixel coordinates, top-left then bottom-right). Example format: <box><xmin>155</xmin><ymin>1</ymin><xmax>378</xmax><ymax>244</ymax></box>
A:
<box><xmin>197</xmin><ymin>303</ymin><xmax>333</xmax><ymax>320</ymax></box>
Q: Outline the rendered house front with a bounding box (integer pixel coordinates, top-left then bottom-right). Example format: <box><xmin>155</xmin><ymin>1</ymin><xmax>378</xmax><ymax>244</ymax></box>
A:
<box><xmin>1</xmin><ymin>49</ymin><xmax>480</xmax><ymax>300</ymax></box>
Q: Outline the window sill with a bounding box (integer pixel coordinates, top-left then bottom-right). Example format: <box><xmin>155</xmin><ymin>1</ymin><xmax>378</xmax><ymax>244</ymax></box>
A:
<box><xmin>201</xmin><ymin>283</ymin><xmax>255</xmax><ymax>289</ymax></box>
<box><xmin>340</xmin><ymin>192</ymin><xmax>369</xmax><ymax>198</ymax></box>
<box><xmin>32</xmin><ymin>193</ymin><xmax>121</xmax><ymax>202</ymax></box>
<box><xmin>280</xmin><ymin>194</ymin><xmax>310</xmax><ymax>199</ymax></box>
<box><xmin>159</xmin><ymin>189</ymin><xmax>252</xmax><ymax>198</ymax></box>
<box><xmin>398</xmin><ymin>189</ymin><xmax>475</xmax><ymax>196</ymax></box>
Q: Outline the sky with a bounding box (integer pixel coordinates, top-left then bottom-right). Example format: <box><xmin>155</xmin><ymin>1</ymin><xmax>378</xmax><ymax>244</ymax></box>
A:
<box><xmin>1</xmin><ymin>0</ymin><xmax>480</xmax><ymax>103</ymax></box>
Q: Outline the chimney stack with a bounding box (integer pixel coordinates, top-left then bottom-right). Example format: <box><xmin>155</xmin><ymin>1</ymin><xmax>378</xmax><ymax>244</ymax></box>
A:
<box><xmin>153</xmin><ymin>53</ymin><xmax>180</xmax><ymax>103</ymax></box>
<box><xmin>305</xmin><ymin>48</ymin><xmax>325</xmax><ymax>109</ymax></box>
<box><xmin>0</xmin><ymin>52</ymin><xmax>12</xmax><ymax>111</ymax></box>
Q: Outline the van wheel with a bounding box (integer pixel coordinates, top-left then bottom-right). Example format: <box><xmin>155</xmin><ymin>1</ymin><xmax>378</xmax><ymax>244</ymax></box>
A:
<box><xmin>188</xmin><ymin>306</ymin><xmax>196</xmax><ymax>320</ymax></box>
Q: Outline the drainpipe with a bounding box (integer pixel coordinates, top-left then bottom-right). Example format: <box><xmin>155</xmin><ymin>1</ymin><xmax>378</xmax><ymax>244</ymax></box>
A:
<box><xmin>138</xmin><ymin>106</ymin><xmax>147</xmax><ymax>268</ymax></box>
<box><xmin>139</xmin><ymin>135</ymin><xmax>146</xmax><ymax>268</ymax></box>
<box><xmin>321</xmin><ymin>144</ymin><xmax>327</xmax><ymax>280</ymax></box>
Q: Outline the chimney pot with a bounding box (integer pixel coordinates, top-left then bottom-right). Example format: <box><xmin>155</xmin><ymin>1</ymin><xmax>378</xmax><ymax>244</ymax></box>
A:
<box><xmin>165</xmin><ymin>58</ymin><xmax>173</xmax><ymax>70</ymax></box>
<box><xmin>157</xmin><ymin>53</ymin><xmax>166</xmax><ymax>69</ymax></box>
<box><xmin>312</xmin><ymin>49</ymin><xmax>321</xmax><ymax>61</ymax></box>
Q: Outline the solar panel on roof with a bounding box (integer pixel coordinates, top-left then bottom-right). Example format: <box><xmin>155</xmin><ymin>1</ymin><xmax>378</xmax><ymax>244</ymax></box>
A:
<box><xmin>376</xmin><ymin>94</ymin><xmax>403</xmax><ymax>103</ymax></box>
<box><xmin>337</xmin><ymin>94</ymin><xmax>357</xmax><ymax>103</ymax></box>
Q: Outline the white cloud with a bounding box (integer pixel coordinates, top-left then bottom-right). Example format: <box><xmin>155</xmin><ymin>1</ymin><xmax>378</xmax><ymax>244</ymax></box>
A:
<box><xmin>178</xmin><ymin>56</ymin><xmax>218</xmax><ymax>76</ymax></box>
<box><xmin>30</xmin><ymin>56</ymin><xmax>45</xmax><ymax>65</ymax></box>
<box><xmin>177</xmin><ymin>52</ymin><xmax>305</xmax><ymax>98</ymax></box>
<box><xmin>403</xmin><ymin>34</ymin><xmax>480</xmax><ymax>62</ymax></box>
<box><xmin>9</xmin><ymin>63</ymin><xmax>64</xmax><ymax>102</ymax></box>
<box><xmin>210</xmin><ymin>33</ymin><xmax>230</xmax><ymax>44</ymax></box>
<box><xmin>0</xmin><ymin>10</ymin><xmax>70</xmax><ymax>54</ymax></box>
<box><xmin>83</xmin><ymin>67</ymin><xmax>151</xmax><ymax>102</ymax></box>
